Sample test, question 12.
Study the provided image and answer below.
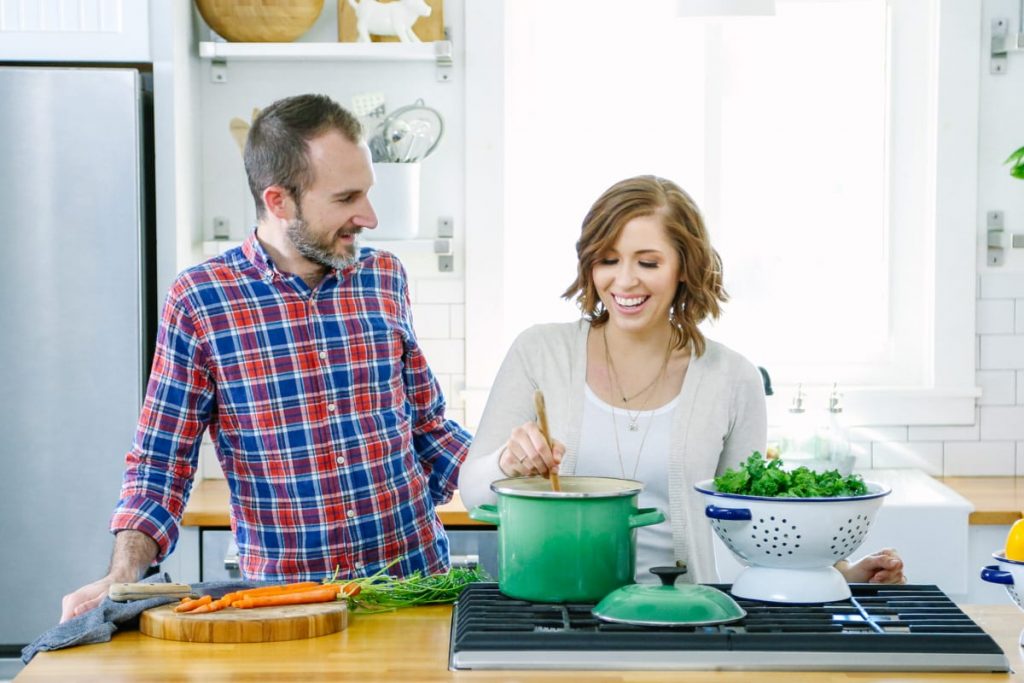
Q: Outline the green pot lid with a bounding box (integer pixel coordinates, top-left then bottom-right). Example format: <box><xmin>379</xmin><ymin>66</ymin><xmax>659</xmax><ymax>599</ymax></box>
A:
<box><xmin>593</xmin><ymin>577</ymin><xmax>746</xmax><ymax>627</ymax></box>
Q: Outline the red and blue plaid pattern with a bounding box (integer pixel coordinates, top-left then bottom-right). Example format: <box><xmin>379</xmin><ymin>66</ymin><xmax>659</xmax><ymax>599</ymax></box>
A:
<box><xmin>110</xmin><ymin>232</ymin><xmax>470</xmax><ymax>581</ymax></box>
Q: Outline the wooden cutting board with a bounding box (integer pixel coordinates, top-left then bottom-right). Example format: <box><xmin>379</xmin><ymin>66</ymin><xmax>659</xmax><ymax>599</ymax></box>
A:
<box><xmin>140</xmin><ymin>601</ymin><xmax>348</xmax><ymax>643</ymax></box>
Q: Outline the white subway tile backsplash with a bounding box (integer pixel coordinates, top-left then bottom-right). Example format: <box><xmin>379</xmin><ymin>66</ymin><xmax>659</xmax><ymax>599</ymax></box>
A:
<box><xmin>908</xmin><ymin>407</ymin><xmax>980</xmax><ymax>441</ymax></box>
<box><xmin>980</xmin><ymin>273</ymin><xmax>1024</xmax><ymax>298</ymax></box>
<box><xmin>977</xmin><ymin>299</ymin><xmax>1015</xmax><ymax>334</ymax></box>
<box><xmin>411</xmin><ymin>304</ymin><xmax>451</xmax><ymax>339</ymax></box>
<box><xmin>416</xmin><ymin>278</ymin><xmax>464</xmax><ymax>304</ymax></box>
<box><xmin>871</xmin><ymin>441</ymin><xmax>942</xmax><ymax>474</ymax></box>
<box><xmin>980</xmin><ymin>405</ymin><xmax>1024</xmax><ymax>440</ymax></box>
<box><xmin>1017</xmin><ymin>300</ymin><xmax>1024</xmax><ymax>334</ymax></box>
<box><xmin>850</xmin><ymin>441</ymin><xmax>872</xmax><ymax>471</ymax></box>
<box><xmin>199</xmin><ymin>441</ymin><xmax>224</xmax><ymax>480</ymax></box>
<box><xmin>979</xmin><ymin>335</ymin><xmax>1024</xmax><ymax>369</ymax></box>
<box><xmin>419</xmin><ymin>338</ymin><xmax>465</xmax><ymax>374</ymax></box>
<box><xmin>450</xmin><ymin>304</ymin><xmax>465</xmax><ymax>338</ymax></box>
<box><xmin>976</xmin><ymin>370</ymin><xmax>1016</xmax><ymax>405</ymax></box>
<box><xmin>1015</xmin><ymin>441</ymin><xmax>1024</xmax><ymax>476</ymax></box>
<box><xmin>848</xmin><ymin>426</ymin><xmax>908</xmax><ymax>442</ymax></box>
<box><xmin>1018</xmin><ymin>371</ymin><xmax>1024</xmax><ymax>405</ymax></box>
<box><xmin>943</xmin><ymin>441</ymin><xmax>1015</xmax><ymax>476</ymax></box>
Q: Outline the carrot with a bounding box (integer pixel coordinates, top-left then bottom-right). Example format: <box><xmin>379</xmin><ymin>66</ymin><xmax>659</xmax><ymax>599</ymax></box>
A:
<box><xmin>189</xmin><ymin>603</ymin><xmax>219</xmax><ymax>614</ymax></box>
<box><xmin>174</xmin><ymin>595</ymin><xmax>212</xmax><ymax>613</ymax></box>
<box><xmin>221</xmin><ymin>581</ymin><xmax>320</xmax><ymax>604</ymax></box>
<box><xmin>234</xmin><ymin>587</ymin><xmax>338</xmax><ymax>609</ymax></box>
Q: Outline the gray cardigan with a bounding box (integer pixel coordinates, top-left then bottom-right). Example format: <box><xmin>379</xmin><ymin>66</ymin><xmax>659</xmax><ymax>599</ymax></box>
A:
<box><xmin>458</xmin><ymin>320</ymin><xmax>767</xmax><ymax>583</ymax></box>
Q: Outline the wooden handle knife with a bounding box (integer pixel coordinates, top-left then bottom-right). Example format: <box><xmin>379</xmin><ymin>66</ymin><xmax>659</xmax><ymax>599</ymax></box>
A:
<box><xmin>108</xmin><ymin>582</ymin><xmax>195</xmax><ymax>602</ymax></box>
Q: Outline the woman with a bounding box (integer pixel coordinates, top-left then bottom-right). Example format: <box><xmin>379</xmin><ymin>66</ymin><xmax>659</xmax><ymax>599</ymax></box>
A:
<box><xmin>459</xmin><ymin>175</ymin><xmax>904</xmax><ymax>585</ymax></box>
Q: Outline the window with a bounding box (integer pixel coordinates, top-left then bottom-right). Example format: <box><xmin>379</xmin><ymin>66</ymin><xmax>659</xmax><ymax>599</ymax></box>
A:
<box><xmin>464</xmin><ymin>0</ymin><xmax>979</xmax><ymax>427</ymax></box>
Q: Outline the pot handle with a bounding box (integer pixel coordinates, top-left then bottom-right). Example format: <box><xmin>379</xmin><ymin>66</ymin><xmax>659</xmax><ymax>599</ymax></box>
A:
<box><xmin>628</xmin><ymin>507</ymin><xmax>666</xmax><ymax>529</ymax></box>
<box><xmin>980</xmin><ymin>564</ymin><xmax>1014</xmax><ymax>585</ymax></box>
<box><xmin>705</xmin><ymin>504</ymin><xmax>752</xmax><ymax>521</ymax></box>
<box><xmin>468</xmin><ymin>504</ymin><xmax>500</xmax><ymax>526</ymax></box>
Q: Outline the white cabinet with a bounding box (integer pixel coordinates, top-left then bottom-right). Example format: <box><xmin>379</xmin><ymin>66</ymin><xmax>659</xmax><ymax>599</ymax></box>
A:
<box><xmin>0</xmin><ymin>0</ymin><xmax>150</xmax><ymax>62</ymax></box>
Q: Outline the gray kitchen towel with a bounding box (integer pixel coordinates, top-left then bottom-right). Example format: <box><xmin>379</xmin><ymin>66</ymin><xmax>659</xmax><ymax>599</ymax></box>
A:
<box><xmin>21</xmin><ymin>572</ymin><xmax>265</xmax><ymax>663</ymax></box>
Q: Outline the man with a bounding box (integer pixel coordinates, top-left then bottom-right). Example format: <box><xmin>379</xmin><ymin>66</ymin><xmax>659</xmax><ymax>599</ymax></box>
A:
<box><xmin>61</xmin><ymin>94</ymin><xmax>471</xmax><ymax>622</ymax></box>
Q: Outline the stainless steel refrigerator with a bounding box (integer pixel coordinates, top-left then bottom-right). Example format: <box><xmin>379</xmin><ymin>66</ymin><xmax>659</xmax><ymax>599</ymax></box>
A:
<box><xmin>0</xmin><ymin>67</ymin><xmax>155</xmax><ymax>651</ymax></box>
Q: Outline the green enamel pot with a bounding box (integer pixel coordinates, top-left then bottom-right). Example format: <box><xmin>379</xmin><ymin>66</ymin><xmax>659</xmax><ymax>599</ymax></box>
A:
<box><xmin>592</xmin><ymin>566</ymin><xmax>746</xmax><ymax>626</ymax></box>
<box><xmin>469</xmin><ymin>476</ymin><xmax>665</xmax><ymax>603</ymax></box>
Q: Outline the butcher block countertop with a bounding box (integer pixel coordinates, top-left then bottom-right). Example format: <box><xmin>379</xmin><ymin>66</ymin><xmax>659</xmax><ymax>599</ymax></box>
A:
<box><xmin>181</xmin><ymin>479</ymin><xmax>489</xmax><ymax>528</ymax></box>
<box><xmin>16</xmin><ymin>603</ymin><xmax>1024</xmax><ymax>681</ymax></box>
<box><xmin>182</xmin><ymin>476</ymin><xmax>1024</xmax><ymax>529</ymax></box>
<box><xmin>938</xmin><ymin>477</ymin><xmax>1024</xmax><ymax>525</ymax></box>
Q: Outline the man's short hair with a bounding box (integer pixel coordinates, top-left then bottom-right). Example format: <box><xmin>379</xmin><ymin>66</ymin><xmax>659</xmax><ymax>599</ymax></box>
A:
<box><xmin>244</xmin><ymin>93</ymin><xmax>363</xmax><ymax>218</ymax></box>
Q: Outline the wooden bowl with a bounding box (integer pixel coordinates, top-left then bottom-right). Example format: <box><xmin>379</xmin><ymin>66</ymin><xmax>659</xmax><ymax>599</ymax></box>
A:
<box><xmin>196</xmin><ymin>0</ymin><xmax>325</xmax><ymax>43</ymax></box>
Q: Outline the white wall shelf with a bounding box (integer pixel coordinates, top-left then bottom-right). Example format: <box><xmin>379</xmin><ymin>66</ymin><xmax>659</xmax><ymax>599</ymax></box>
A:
<box><xmin>197</xmin><ymin>40</ymin><xmax>454</xmax><ymax>81</ymax></box>
<box><xmin>202</xmin><ymin>238</ymin><xmax>449</xmax><ymax>263</ymax></box>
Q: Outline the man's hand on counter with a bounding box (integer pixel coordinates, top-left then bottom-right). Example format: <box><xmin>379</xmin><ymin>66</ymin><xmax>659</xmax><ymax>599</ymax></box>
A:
<box><xmin>60</xmin><ymin>530</ymin><xmax>158</xmax><ymax>623</ymax></box>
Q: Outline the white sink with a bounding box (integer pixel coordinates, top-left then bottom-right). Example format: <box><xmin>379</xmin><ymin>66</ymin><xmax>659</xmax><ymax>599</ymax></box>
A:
<box><xmin>712</xmin><ymin>468</ymin><xmax>974</xmax><ymax>599</ymax></box>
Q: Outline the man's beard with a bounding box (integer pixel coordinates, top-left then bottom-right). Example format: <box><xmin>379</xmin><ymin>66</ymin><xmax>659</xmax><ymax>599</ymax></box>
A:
<box><xmin>286</xmin><ymin>210</ymin><xmax>361</xmax><ymax>271</ymax></box>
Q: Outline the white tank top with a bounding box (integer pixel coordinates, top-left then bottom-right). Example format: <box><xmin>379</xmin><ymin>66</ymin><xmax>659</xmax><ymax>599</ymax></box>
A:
<box><xmin>576</xmin><ymin>384</ymin><xmax>678</xmax><ymax>584</ymax></box>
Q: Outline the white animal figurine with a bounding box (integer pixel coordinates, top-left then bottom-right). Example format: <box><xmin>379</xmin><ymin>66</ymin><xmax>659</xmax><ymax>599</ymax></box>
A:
<box><xmin>347</xmin><ymin>0</ymin><xmax>432</xmax><ymax>43</ymax></box>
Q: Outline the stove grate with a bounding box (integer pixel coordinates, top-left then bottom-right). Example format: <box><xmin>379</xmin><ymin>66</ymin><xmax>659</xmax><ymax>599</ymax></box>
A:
<box><xmin>450</xmin><ymin>582</ymin><xmax>1009</xmax><ymax>669</ymax></box>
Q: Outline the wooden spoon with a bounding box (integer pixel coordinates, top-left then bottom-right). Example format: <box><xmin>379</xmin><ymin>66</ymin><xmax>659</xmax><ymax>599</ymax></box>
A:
<box><xmin>533</xmin><ymin>390</ymin><xmax>561</xmax><ymax>492</ymax></box>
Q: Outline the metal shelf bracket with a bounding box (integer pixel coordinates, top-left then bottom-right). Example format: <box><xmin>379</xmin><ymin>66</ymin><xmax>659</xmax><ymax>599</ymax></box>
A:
<box><xmin>435</xmin><ymin>40</ymin><xmax>453</xmax><ymax>83</ymax></box>
<box><xmin>991</xmin><ymin>17</ymin><xmax>1024</xmax><ymax>74</ymax></box>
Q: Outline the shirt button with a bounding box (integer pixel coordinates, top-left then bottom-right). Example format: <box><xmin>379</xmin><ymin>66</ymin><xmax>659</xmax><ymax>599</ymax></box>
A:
<box><xmin>319</xmin><ymin>351</ymin><xmax>327</xmax><ymax>360</ymax></box>
<box><xmin>327</xmin><ymin>403</ymin><xmax>336</xmax><ymax>412</ymax></box>
<box><xmin>347</xmin><ymin>509</ymin><xmax>356</xmax><ymax>518</ymax></box>
<box><xmin>336</xmin><ymin>456</ymin><xmax>345</xmax><ymax>465</ymax></box>
<box><xmin>355</xmin><ymin>560</ymin><xmax>364</xmax><ymax>569</ymax></box>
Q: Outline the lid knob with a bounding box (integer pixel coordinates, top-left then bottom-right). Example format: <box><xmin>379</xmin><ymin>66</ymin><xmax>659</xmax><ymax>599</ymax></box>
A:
<box><xmin>650</xmin><ymin>564</ymin><xmax>688</xmax><ymax>586</ymax></box>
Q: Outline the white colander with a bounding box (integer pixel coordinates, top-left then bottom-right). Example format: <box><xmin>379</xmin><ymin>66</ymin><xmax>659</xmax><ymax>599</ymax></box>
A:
<box><xmin>694</xmin><ymin>479</ymin><xmax>890</xmax><ymax>603</ymax></box>
<box><xmin>980</xmin><ymin>554</ymin><xmax>1024</xmax><ymax>645</ymax></box>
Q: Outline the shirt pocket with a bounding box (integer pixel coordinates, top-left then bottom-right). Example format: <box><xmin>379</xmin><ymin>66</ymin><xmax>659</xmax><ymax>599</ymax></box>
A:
<box><xmin>335</xmin><ymin>327</ymin><xmax>406</xmax><ymax>417</ymax></box>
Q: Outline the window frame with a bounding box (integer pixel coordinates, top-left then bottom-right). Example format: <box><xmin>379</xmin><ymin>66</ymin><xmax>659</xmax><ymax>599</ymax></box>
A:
<box><xmin>463</xmin><ymin>0</ymin><xmax>980</xmax><ymax>429</ymax></box>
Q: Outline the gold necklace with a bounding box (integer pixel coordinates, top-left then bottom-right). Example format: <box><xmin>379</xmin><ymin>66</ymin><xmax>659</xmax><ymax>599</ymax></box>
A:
<box><xmin>603</xmin><ymin>326</ymin><xmax>672</xmax><ymax>431</ymax></box>
<box><xmin>609</xmin><ymin>388</ymin><xmax>658</xmax><ymax>479</ymax></box>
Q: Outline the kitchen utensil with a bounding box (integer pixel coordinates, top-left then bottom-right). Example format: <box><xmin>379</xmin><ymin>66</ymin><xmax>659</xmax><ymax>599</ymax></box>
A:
<box><xmin>108</xmin><ymin>582</ymin><xmax>194</xmax><ymax>602</ymax></box>
<box><xmin>695</xmin><ymin>479</ymin><xmax>890</xmax><ymax>603</ymax></box>
<box><xmin>375</xmin><ymin>99</ymin><xmax>444</xmax><ymax>163</ymax></box>
<box><xmin>592</xmin><ymin>566</ymin><xmax>746</xmax><ymax>627</ymax></box>
<box><xmin>228</xmin><ymin>117</ymin><xmax>249</xmax><ymax>153</ymax></box>
<box><xmin>195</xmin><ymin>0</ymin><xmax>324</xmax><ymax>42</ymax></box>
<box><xmin>981</xmin><ymin>554</ymin><xmax>1024</xmax><ymax>645</ymax></box>
<box><xmin>140</xmin><ymin>600</ymin><xmax>347</xmax><ymax>643</ymax></box>
<box><xmin>533</xmin><ymin>390</ymin><xmax>560</xmax><ymax>492</ymax></box>
<box><xmin>469</xmin><ymin>476</ymin><xmax>664</xmax><ymax>603</ymax></box>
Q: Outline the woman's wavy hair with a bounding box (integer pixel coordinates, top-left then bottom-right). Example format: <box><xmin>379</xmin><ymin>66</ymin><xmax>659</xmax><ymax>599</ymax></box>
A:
<box><xmin>562</xmin><ymin>175</ymin><xmax>727</xmax><ymax>357</ymax></box>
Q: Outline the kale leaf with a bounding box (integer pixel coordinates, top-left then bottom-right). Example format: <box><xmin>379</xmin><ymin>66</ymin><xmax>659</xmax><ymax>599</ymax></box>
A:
<box><xmin>713</xmin><ymin>452</ymin><xmax>868</xmax><ymax>498</ymax></box>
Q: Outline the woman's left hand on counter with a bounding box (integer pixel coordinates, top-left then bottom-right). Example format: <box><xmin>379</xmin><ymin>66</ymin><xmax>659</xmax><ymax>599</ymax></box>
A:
<box><xmin>837</xmin><ymin>548</ymin><xmax>906</xmax><ymax>584</ymax></box>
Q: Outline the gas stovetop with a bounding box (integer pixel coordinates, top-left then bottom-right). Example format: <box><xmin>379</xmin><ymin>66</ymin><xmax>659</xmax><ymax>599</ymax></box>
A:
<box><xmin>449</xmin><ymin>583</ymin><xmax>1010</xmax><ymax>672</ymax></box>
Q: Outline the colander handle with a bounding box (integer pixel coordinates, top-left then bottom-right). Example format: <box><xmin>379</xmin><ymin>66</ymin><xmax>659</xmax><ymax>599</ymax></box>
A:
<box><xmin>981</xmin><ymin>564</ymin><xmax>1013</xmax><ymax>585</ymax></box>
<box><xmin>705</xmin><ymin>505</ymin><xmax>752</xmax><ymax>521</ymax></box>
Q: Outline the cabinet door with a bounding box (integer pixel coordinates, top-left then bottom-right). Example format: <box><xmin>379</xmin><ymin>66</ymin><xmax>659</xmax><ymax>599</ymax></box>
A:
<box><xmin>200</xmin><ymin>530</ymin><xmax>241</xmax><ymax>582</ymax></box>
<box><xmin>447</xmin><ymin>530</ymin><xmax>499</xmax><ymax>580</ymax></box>
<box><xmin>0</xmin><ymin>1</ymin><xmax>150</xmax><ymax>61</ymax></box>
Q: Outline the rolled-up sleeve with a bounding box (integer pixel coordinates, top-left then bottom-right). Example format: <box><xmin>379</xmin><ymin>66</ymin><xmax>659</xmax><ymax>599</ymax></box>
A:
<box><xmin>397</xmin><ymin>271</ymin><xmax>471</xmax><ymax>505</ymax></box>
<box><xmin>109</xmin><ymin>288</ymin><xmax>214</xmax><ymax>561</ymax></box>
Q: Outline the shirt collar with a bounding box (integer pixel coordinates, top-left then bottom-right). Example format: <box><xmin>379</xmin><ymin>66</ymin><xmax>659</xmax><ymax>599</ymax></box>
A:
<box><xmin>241</xmin><ymin>227</ymin><xmax>366</xmax><ymax>284</ymax></box>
